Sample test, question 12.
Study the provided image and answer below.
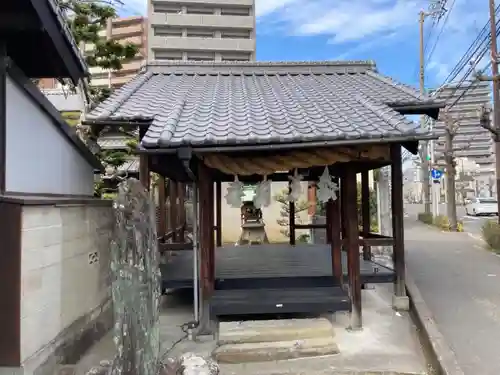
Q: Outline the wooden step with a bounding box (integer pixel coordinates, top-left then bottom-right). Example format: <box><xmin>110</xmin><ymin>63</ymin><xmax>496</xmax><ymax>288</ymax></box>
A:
<box><xmin>210</xmin><ymin>287</ymin><xmax>350</xmax><ymax>316</ymax></box>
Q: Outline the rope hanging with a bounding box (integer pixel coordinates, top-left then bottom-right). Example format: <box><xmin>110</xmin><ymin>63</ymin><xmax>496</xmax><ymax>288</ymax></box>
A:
<box><xmin>202</xmin><ymin>145</ymin><xmax>390</xmax><ymax>176</ymax></box>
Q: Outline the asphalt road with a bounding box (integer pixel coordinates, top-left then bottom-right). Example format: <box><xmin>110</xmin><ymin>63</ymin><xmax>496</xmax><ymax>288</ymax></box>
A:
<box><xmin>405</xmin><ymin>220</ymin><xmax>500</xmax><ymax>375</ymax></box>
<box><xmin>404</xmin><ymin>203</ymin><xmax>497</xmax><ymax>237</ymax></box>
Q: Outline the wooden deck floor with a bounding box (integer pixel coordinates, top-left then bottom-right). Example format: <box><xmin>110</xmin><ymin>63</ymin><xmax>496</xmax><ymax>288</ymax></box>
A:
<box><xmin>160</xmin><ymin>244</ymin><xmax>395</xmax><ymax>290</ymax></box>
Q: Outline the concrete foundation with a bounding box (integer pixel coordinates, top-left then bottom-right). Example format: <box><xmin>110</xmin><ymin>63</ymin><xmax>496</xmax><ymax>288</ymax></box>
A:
<box><xmin>393</xmin><ymin>295</ymin><xmax>410</xmax><ymax>311</ymax></box>
<box><xmin>74</xmin><ymin>285</ymin><xmax>427</xmax><ymax>375</ymax></box>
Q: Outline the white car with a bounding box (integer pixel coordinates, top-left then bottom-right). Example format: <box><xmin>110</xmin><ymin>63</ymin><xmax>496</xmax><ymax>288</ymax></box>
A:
<box><xmin>465</xmin><ymin>197</ymin><xmax>498</xmax><ymax>216</ymax></box>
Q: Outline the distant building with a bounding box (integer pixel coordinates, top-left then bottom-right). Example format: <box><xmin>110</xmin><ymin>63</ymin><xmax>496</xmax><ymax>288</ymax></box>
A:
<box><xmin>147</xmin><ymin>0</ymin><xmax>256</xmax><ymax>62</ymax></box>
<box><xmin>431</xmin><ymin>80</ymin><xmax>494</xmax><ymax>197</ymax></box>
<box><xmin>39</xmin><ymin>16</ymin><xmax>147</xmax><ymax>90</ymax></box>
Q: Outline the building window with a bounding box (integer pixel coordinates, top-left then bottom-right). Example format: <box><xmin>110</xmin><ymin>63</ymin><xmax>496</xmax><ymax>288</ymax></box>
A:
<box><xmin>220</xmin><ymin>7</ymin><xmax>251</xmax><ymax>16</ymax></box>
<box><xmin>186</xmin><ymin>29</ymin><xmax>214</xmax><ymax>38</ymax></box>
<box><xmin>186</xmin><ymin>51</ymin><xmax>215</xmax><ymax>61</ymax></box>
<box><xmin>186</xmin><ymin>6</ymin><xmax>214</xmax><ymax>14</ymax></box>
<box><xmin>153</xmin><ymin>4</ymin><xmax>182</xmax><ymax>13</ymax></box>
<box><xmin>154</xmin><ymin>50</ymin><xmax>183</xmax><ymax>60</ymax></box>
<box><xmin>154</xmin><ymin>27</ymin><xmax>183</xmax><ymax>37</ymax></box>
<box><xmin>220</xmin><ymin>52</ymin><xmax>251</xmax><ymax>61</ymax></box>
<box><xmin>220</xmin><ymin>30</ymin><xmax>251</xmax><ymax>39</ymax></box>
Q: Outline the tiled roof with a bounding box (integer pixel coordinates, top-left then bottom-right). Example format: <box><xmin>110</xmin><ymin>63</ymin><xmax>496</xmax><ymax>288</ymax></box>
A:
<box><xmin>87</xmin><ymin>61</ymin><xmax>437</xmax><ymax>149</ymax></box>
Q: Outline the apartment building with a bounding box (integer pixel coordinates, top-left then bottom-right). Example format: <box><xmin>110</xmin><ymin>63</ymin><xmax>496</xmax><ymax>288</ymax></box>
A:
<box><xmin>147</xmin><ymin>0</ymin><xmax>256</xmax><ymax>62</ymax></box>
<box><xmin>432</xmin><ymin>80</ymin><xmax>495</xmax><ymax>196</ymax></box>
<box><xmin>39</xmin><ymin>16</ymin><xmax>147</xmax><ymax>90</ymax></box>
<box><xmin>88</xmin><ymin>16</ymin><xmax>147</xmax><ymax>88</ymax></box>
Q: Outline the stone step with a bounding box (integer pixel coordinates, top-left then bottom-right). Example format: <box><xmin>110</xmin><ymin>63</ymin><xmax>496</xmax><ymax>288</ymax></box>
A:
<box><xmin>213</xmin><ymin>337</ymin><xmax>340</xmax><ymax>364</ymax></box>
<box><xmin>218</xmin><ymin>318</ymin><xmax>334</xmax><ymax>345</ymax></box>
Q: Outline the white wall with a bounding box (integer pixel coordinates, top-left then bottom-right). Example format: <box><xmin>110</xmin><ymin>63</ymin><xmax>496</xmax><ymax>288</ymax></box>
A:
<box><xmin>5</xmin><ymin>76</ymin><xmax>95</xmax><ymax>196</ymax></box>
<box><xmin>19</xmin><ymin>204</ymin><xmax>112</xmax><ymax>370</ymax></box>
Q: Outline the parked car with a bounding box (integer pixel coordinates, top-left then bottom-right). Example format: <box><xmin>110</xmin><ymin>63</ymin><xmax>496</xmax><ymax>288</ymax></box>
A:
<box><xmin>465</xmin><ymin>197</ymin><xmax>498</xmax><ymax>216</ymax></box>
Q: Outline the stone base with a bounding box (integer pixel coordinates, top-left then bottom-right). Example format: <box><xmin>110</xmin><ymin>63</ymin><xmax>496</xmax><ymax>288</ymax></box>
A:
<box><xmin>392</xmin><ymin>295</ymin><xmax>410</xmax><ymax>311</ymax></box>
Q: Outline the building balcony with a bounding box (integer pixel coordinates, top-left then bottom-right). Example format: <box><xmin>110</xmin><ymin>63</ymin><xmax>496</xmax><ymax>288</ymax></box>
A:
<box><xmin>152</xmin><ymin>0</ymin><xmax>254</xmax><ymax>6</ymax></box>
<box><xmin>150</xmin><ymin>35</ymin><xmax>255</xmax><ymax>53</ymax></box>
<box><xmin>150</xmin><ymin>12</ymin><xmax>254</xmax><ymax>29</ymax></box>
<box><xmin>112</xmin><ymin>23</ymin><xmax>145</xmax><ymax>38</ymax></box>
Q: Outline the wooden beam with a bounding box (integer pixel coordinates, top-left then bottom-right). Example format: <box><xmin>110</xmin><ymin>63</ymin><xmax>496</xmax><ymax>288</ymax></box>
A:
<box><xmin>208</xmin><ymin>181</ymin><xmax>215</xmax><ymax>286</ymax></box>
<box><xmin>157</xmin><ymin>177</ymin><xmax>166</xmax><ymax>238</ymax></box>
<box><xmin>295</xmin><ymin>223</ymin><xmax>327</xmax><ymax>229</ymax></box>
<box><xmin>158</xmin><ymin>242</ymin><xmax>193</xmax><ymax>252</ymax></box>
<box><xmin>177</xmin><ymin>182</ymin><xmax>185</xmax><ymax>243</ymax></box>
<box><xmin>197</xmin><ymin>162</ymin><xmax>214</xmax><ymax>335</ymax></box>
<box><xmin>289</xmin><ymin>181</ymin><xmax>296</xmax><ymax>245</ymax></box>
<box><xmin>329</xmin><ymin>193</ymin><xmax>342</xmax><ymax>282</ymax></box>
<box><xmin>138</xmin><ymin>128</ymin><xmax>150</xmax><ymax>190</ymax></box>
<box><xmin>215</xmin><ymin>181</ymin><xmax>222</xmax><ymax>246</ymax></box>
<box><xmin>345</xmin><ymin>170</ymin><xmax>362</xmax><ymax>330</ymax></box>
<box><xmin>361</xmin><ymin>170</ymin><xmax>371</xmax><ymax>261</ymax></box>
<box><xmin>0</xmin><ymin>14</ymin><xmax>41</xmax><ymax>31</ymax></box>
<box><xmin>391</xmin><ymin>144</ymin><xmax>406</xmax><ymax>297</ymax></box>
<box><xmin>169</xmin><ymin>181</ymin><xmax>178</xmax><ymax>242</ymax></box>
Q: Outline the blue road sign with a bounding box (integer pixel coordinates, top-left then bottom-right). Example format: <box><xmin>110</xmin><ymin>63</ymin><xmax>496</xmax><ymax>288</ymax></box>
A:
<box><xmin>431</xmin><ymin>169</ymin><xmax>443</xmax><ymax>180</ymax></box>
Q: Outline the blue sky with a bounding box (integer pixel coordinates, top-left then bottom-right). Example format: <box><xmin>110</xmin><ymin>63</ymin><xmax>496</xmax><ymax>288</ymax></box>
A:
<box><xmin>119</xmin><ymin>0</ymin><xmax>487</xmax><ymax>91</ymax></box>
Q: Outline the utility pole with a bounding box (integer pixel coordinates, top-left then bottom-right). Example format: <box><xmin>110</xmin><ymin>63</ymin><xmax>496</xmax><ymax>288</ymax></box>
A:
<box><xmin>490</xmin><ymin>0</ymin><xmax>500</xmax><ymax>223</ymax></box>
<box><xmin>419</xmin><ymin>10</ymin><xmax>431</xmax><ymax>214</ymax></box>
<box><xmin>443</xmin><ymin>112</ymin><xmax>458</xmax><ymax>230</ymax></box>
<box><xmin>419</xmin><ymin>2</ymin><xmax>447</xmax><ymax>214</ymax></box>
<box><xmin>475</xmin><ymin>0</ymin><xmax>500</xmax><ymax>223</ymax></box>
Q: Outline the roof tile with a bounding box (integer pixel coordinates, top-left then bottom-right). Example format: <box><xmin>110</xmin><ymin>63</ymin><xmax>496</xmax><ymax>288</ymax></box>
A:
<box><xmin>87</xmin><ymin>61</ymin><xmax>436</xmax><ymax>148</ymax></box>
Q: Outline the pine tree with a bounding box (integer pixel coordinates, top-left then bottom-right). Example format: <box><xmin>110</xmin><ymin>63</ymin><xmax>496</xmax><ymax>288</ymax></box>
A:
<box><xmin>59</xmin><ymin>0</ymin><xmax>139</xmax><ymax>103</ymax></box>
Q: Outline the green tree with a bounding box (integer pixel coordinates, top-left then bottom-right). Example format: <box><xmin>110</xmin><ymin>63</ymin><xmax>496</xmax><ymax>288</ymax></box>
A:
<box><xmin>59</xmin><ymin>0</ymin><xmax>139</xmax><ymax>104</ymax></box>
<box><xmin>274</xmin><ymin>188</ymin><xmax>310</xmax><ymax>239</ymax></box>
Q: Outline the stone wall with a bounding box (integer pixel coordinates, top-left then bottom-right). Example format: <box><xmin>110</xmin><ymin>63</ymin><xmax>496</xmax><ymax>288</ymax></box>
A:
<box><xmin>19</xmin><ymin>203</ymin><xmax>113</xmax><ymax>374</ymax></box>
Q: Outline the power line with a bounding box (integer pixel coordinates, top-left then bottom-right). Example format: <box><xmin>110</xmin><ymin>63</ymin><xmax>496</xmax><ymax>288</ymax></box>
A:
<box><xmin>424</xmin><ymin>0</ymin><xmax>456</xmax><ymax>67</ymax></box>
<box><xmin>441</xmin><ymin>4</ymin><xmax>499</xmax><ymax>85</ymax></box>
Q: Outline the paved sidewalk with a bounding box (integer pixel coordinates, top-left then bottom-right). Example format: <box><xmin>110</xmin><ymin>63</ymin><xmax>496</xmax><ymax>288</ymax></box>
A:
<box><xmin>405</xmin><ymin>220</ymin><xmax>500</xmax><ymax>375</ymax></box>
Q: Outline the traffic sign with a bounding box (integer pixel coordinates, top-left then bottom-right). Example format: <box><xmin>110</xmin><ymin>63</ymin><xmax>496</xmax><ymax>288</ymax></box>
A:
<box><xmin>431</xmin><ymin>169</ymin><xmax>443</xmax><ymax>180</ymax></box>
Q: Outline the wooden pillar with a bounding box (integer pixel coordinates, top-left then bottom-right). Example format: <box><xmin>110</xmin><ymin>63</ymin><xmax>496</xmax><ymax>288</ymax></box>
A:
<box><xmin>325</xmin><ymin>200</ymin><xmax>332</xmax><ymax>244</ymax></box>
<box><xmin>208</xmin><ymin>181</ymin><xmax>215</xmax><ymax>285</ymax></box>
<box><xmin>177</xmin><ymin>182</ymin><xmax>185</xmax><ymax>243</ymax></box>
<box><xmin>157</xmin><ymin>176</ymin><xmax>166</xmax><ymax>239</ymax></box>
<box><xmin>169</xmin><ymin>181</ymin><xmax>178</xmax><ymax>242</ymax></box>
<box><xmin>361</xmin><ymin>170</ymin><xmax>371</xmax><ymax>261</ymax></box>
<box><xmin>391</xmin><ymin>145</ymin><xmax>406</xmax><ymax>298</ymax></box>
<box><xmin>138</xmin><ymin>128</ymin><xmax>150</xmax><ymax>190</ymax></box>
<box><xmin>289</xmin><ymin>181</ymin><xmax>296</xmax><ymax>245</ymax></box>
<box><xmin>328</xmin><ymin>188</ymin><xmax>342</xmax><ymax>281</ymax></box>
<box><xmin>345</xmin><ymin>169</ymin><xmax>362</xmax><ymax>330</ymax></box>
<box><xmin>340</xmin><ymin>178</ymin><xmax>347</xmax><ymax>241</ymax></box>
<box><xmin>215</xmin><ymin>181</ymin><xmax>222</xmax><ymax>247</ymax></box>
<box><xmin>197</xmin><ymin>162</ymin><xmax>215</xmax><ymax>334</ymax></box>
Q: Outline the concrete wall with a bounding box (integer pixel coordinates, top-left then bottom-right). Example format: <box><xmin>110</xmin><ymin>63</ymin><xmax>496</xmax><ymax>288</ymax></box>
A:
<box><xmin>5</xmin><ymin>75</ymin><xmax>95</xmax><ymax>196</ymax></box>
<box><xmin>220</xmin><ymin>181</ymin><xmax>310</xmax><ymax>243</ymax></box>
<box><xmin>19</xmin><ymin>203</ymin><xmax>113</xmax><ymax>374</ymax></box>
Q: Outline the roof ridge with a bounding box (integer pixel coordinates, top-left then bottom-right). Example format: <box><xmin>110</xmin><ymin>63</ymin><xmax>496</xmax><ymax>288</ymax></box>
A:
<box><xmin>147</xmin><ymin>60</ymin><xmax>376</xmax><ymax>67</ymax></box>
<box><xmin>146</xmin><ymin>60</ymin><xmax>377</xmax><ymax>75</ymax></box>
